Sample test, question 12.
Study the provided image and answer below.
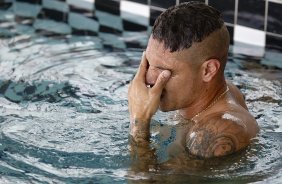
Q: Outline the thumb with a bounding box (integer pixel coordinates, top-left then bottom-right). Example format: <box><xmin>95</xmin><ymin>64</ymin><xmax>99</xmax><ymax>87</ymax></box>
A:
<box><xmin>151</xmin><ymin>70</ymin><xmax>171</xmax><ymax>95</ymax></box>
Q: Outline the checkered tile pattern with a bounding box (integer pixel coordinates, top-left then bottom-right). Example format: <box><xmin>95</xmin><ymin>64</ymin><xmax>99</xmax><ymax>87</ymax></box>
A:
<box><xmin>1</xmin><ymin>0</ymin><xmax>152</xmax><ymax>49</ymax></box>
<box><xmin>1</xmin><ymin>0</ymin><xmax>282</xmax><ymax>52</ymax></box>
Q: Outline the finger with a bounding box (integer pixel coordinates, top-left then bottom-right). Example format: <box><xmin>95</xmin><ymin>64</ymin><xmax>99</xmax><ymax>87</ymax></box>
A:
<box><xmin>151</xmin><ymin>70</ymin><xmax>171</xmax><ymax>95</ymax></box>
<box><xmin>135</xmin><ymin>51</ymin><xmax>148</xmax><ymax>81</ymax></box>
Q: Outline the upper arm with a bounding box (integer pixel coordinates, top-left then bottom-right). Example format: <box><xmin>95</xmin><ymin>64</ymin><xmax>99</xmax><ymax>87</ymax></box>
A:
<box><xmin>186</xmin><ymin>118</ymin><xmax>250</xmax><ymax>158</ymax></box>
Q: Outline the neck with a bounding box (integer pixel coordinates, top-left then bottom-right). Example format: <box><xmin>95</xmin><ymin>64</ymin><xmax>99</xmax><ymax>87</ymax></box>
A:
<box><xmin>179</xmin><ymin>78</ymin><xmax>227</xmax><ymax>120</ymax></box>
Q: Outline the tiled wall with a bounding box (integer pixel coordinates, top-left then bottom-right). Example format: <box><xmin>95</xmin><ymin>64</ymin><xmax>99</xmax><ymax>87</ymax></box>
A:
<box><xmin>1</xmin><ymin>0</ymin><xmax>282</xmax><ymax>52</ymax></box>
<box><xmin>97</xmin><ymin>0</ymin><xmax>282</xmax><ymax>51</ymax></box>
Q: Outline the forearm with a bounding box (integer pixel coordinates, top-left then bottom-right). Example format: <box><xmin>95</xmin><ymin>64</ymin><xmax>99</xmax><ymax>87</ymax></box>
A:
<box><xmin>129</xmin><ymin>118</ymin><xmax>158</xmax><ymax>171</ymax></box>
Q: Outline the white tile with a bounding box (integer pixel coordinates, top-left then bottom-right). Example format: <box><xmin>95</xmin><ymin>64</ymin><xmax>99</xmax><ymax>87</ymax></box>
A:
<box><xmin>121</xmin><ymin>0</ymin><xmax>149</xmax><ymax>26</ymax></box>
<box><xmin>234</xmin><ymin>25</ymin><xmax>266</xmax><ymax>47</ymax></box>
<box><xmin>43</xmin><ymin>0</ymin><xmax>69</xmax><ymax>12</ymax></box>
<box><xmin>67</xmin><ymin>0</ymin><xmax>94</xmax><ymax>11</ymax></box>
<box><xmin>68</xmin><ymin>12</ymin><xmax>99</xmax><ymax>32</ymax></box>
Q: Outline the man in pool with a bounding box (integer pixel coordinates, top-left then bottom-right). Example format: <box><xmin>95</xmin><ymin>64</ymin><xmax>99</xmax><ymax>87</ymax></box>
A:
<box><xmin>128</xmin><ymin>2</ymin><xmax>259</xmax><ymax>160</ymax></box>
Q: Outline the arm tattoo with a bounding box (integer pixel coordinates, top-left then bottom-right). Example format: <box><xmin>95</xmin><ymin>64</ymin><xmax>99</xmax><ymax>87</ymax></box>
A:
<box><xmin>130</xmin><ymin>119</ymin><xmax>150</xmax><ymax>145</ymax></box>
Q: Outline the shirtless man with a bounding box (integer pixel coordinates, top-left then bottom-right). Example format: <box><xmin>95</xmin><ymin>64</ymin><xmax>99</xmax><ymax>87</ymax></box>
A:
<box><xmin>128</xmin><ymin>2</ymin><xmax>259</xmax><ymax>161</ymax></box>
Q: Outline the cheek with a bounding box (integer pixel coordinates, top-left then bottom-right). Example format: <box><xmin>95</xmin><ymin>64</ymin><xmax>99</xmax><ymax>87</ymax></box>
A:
<box><xmin>165</xmin><ymin>75</ymin><xmax>194</xmax><ymax>95</ymax></box>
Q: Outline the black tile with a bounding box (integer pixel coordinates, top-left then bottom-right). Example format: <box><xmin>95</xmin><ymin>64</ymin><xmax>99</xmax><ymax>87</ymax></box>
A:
<box><xmin>179</xmin><ymin>0</ymin><xmax>205</xmax><ymax>4</ymax></box>
<box><xmin>267</xmin><ymin>2</ymin><xmax>282</xmax><ymax>35</ymax></box>
<box><xmin>69</xmin><ymin>5</ymin><xmax>96</xmax><ymax>19</ymax></box>
<box><xmin>16</xmin><ymin>0</ymin><xmax>42</xmax><ymax>4</ymax></box>
<box><xmin>38</xmin><ymin>8</ymin><xmax>68</xmax><ymax>23</ymax></box>
<box><xmin>151</xmin><ymin>0</ymin><xmax>176</xmax><ymax>9</ymax></box>
<box><xmin>15</xmin><ymin>16</ymin><xmax>33</xmax><ymax>26</ymax></box>
<box><xmin>266</xmin><ymin>34</ymin><xmax>282</xmax><ymax>51</ymax></box>
<box><xmin>126</xmin><ymin>0</ymin><xmax>148</xmax><ymax>5</ymax></box>
<box><xmin>99</xmin><ymin>25</ymin><xmax>122</xmax><ymax>35</ymax></box>
<box><xmin>35</xmin><ymin>29</ymin><xmax>66</xmax><ymax>37</ymax></box>
<box><xmin>226</xmin><ymin>25</ymin><xmax>234</xmax><ymax>45</ymax></box>
<box><xmin>125</xmin><ymin>41</ymin><xmax>144</xmax><ymax>49</ymax></box>
<box><xmin>149</xmin><ymin>8</ymin><xmax>163</xmax><ymax>26</ymax></box>
<box><xmin>237</xmin><ymin>0</ymin><xmax>265</xmax><ymax>30</ymax></box>
<box><xmin>0</xmin><ymin>2</ymin><xmax>12</xmax><ymax>10</ymax></box>
<box><xmin>72</xmin><ymin>28</ymin><xmax>98</xmax><ymax>36</ymax></box>
<box><xmin>208</xmin><ymin>0</ymin><xmax>235</xmax><ymax>24</ymax></box>
<box><xmin>122</xmin><ymin>19</ymin><xmax>147</xmax><ymax>31</ymax></box>
<box><xmin>95</xmin><ymin>0</ymin><xmax>120</xmax><ymax>15</ymax></box>
<box><xmin>103</xmin><ymin>44</ymin><xmax>124</xmax><ymax>52</ymax></box>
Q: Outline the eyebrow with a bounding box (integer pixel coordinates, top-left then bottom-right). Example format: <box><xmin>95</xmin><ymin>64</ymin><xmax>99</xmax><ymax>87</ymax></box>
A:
<box><xmin>146</xmin><ymin>53</ymin><xmax>171</xmax><ymax>70</ymax></box>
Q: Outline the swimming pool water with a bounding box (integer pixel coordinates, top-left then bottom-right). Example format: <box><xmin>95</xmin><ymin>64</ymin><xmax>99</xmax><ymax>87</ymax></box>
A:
<box><xmin>0</xmin><ymin>7</ymin><xmax>281</xmax><ymax>184</ymax></box>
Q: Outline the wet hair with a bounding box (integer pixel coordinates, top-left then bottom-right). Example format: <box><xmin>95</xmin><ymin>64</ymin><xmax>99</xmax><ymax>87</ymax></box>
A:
<box><xmin>152</xmin><ymin>2</ymin><xmax>225</xmax><ymax>52</ymax></box>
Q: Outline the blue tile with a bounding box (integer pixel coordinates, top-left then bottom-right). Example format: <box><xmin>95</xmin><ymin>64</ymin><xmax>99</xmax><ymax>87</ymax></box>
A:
<box><xmin>13</xmin><ymin>1</ymin><xmax>42</xmax><ymax>18</ymax></box>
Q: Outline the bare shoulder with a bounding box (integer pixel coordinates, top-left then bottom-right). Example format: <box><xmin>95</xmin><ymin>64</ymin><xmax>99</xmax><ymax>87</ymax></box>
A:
<box><xmin>186</xmin><ymin>112</ymin><xmax>258</xmax><ymax>158</ymax></box>
<box><xmin>226</xmin><ymin>80</ymin><xmax>248</xmax><ymax>109</ymax></box>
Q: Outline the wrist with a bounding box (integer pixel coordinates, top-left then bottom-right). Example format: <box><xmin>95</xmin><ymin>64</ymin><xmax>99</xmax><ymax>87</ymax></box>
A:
<box><xmin>130</xmin><ymin>113</ymin><xmax>152</xmax><ymax>123</ymax></box>
<box><xmin>129</xmin><ymin>118</ymin><xmax>151</xmax><ymax>141</ymax></box>
<box><xmin>130</xmin><ymin>117</ymin><xmax>150</xmax><ymax>129</ymax></box>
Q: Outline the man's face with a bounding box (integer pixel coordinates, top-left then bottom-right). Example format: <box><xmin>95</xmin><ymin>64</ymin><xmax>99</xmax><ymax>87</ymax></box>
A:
<box><xmin>145</xmin><ymin>37</ymin><xmax>202</xmax><ymax>112</ymax></box>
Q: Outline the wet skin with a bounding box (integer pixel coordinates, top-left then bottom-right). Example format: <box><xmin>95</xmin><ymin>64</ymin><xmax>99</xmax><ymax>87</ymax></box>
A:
<box><xmin>128</xmin><ymin>34</ymin><xmax>259</xmax><ymax>171</ymax></box>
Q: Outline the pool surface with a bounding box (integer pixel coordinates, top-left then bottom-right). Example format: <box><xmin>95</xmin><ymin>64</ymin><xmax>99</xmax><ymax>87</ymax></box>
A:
<box><xmin>0</xmin><ymin>4</ymin><xmax>282</xmax><ymax>184</ymax></box>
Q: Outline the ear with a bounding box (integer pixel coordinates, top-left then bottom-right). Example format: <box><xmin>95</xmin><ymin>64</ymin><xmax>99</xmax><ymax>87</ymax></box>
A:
<box><xmin>201</xmin><ymin>59</ymin><xmax>221</xmax><ymax>82</ymax></box>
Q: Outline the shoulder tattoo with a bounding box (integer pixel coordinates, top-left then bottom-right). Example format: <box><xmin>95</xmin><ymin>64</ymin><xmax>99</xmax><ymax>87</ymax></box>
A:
<box><xmin>186</xmin><ymin>129</ymin><xmax>239</xmax><ymax>158</ymax></box>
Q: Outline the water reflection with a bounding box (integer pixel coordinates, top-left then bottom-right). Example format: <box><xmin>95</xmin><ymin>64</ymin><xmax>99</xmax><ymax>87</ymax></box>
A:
<box><xmin>127</xmin><ymin>112</ymin><xmax>281</xmax><ymax>183</ymax></box>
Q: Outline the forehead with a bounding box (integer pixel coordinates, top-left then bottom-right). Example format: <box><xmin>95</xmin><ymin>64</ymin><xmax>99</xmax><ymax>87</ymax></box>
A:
<box><xmin>145</xmin><ymin>37</ymin><xmax>193</xmax><ymax>67</ymax></box>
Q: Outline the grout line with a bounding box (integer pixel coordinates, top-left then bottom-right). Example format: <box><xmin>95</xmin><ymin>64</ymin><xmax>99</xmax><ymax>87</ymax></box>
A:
<box><xmin>264</xmin><ymin>0</ymin><xmax>269</xmax><ymax>32</ymax></box>
<box><xmin>225</xmin><ymin>22</ymin><xmax>234</xmax><ymax>27</ymax></box>
<box><xmin>266</xmin><ymin>31</ymin><xmax>282</xmax><ymax>38</ymax></box>
<box><xmin>176</xmin><ymin>0</ymin><xmax>179</xmax><ymax>5</ymax></box>
<box><xmin>234</xmin><ymin>0</ymin><xmax>238</xmax><ymax>25</ymax></box>
<box><xmin>150</xmin><ymin>5</ymin><xmax>166</xmax><ymax>12</ymax></box>
<box><xmin>205</xmin><ymin>0</ymin><xmax>209</xmax><ymax>5</ymax></box>
<box><xmin>268</xmin><ymin>0</ymin><xmax>282</xmax><ymax>4</ymax></box>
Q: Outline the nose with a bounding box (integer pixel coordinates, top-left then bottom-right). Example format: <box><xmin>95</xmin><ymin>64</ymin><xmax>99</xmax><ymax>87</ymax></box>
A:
<box><xmin>145</xmin><ymin>67</ymin><xmax>162</xmax><ymax>87</ymax></box>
